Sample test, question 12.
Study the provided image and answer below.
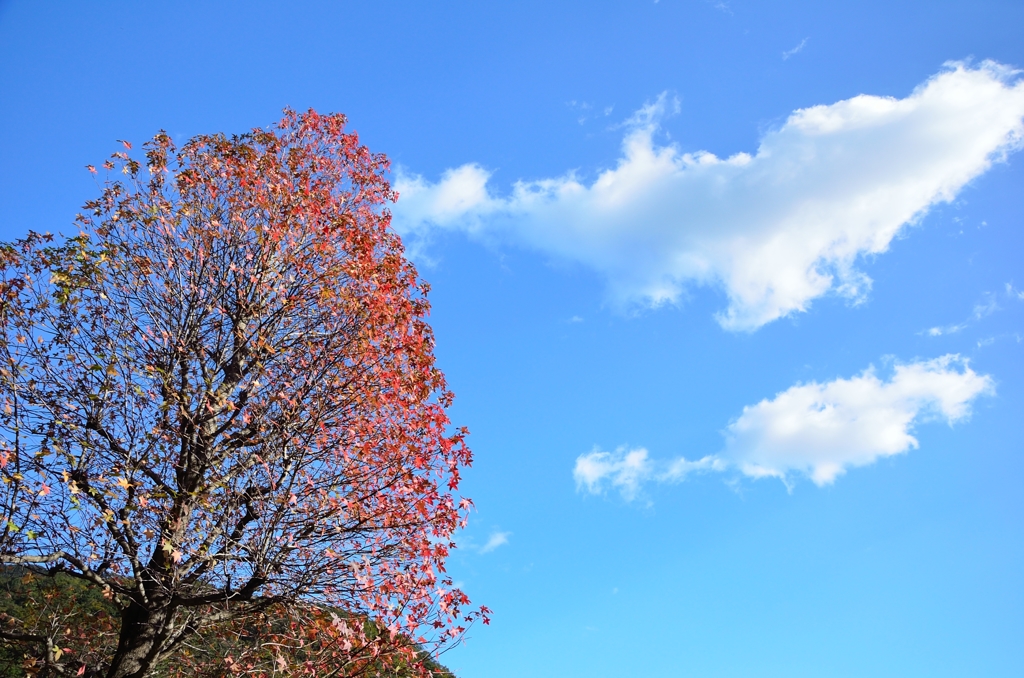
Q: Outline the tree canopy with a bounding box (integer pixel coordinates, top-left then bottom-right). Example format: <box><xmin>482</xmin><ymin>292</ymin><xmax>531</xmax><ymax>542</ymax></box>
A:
<box><xmin>0</xmin><ymin>110</ymin><xmax>485</xmax><ymax>677</ymax></box>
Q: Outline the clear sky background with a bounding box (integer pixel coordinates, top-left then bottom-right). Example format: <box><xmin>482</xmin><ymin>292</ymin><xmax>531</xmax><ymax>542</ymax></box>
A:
<box><xmin>2</xmin><ymin>2</ymin><xmax>1023</xmax><ymax>676</ymax></box>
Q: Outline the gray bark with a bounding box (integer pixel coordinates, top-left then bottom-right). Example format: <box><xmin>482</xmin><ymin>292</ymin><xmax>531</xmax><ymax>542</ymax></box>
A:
<box><xmin>104</xmin><ymin>601</ymin><xmax>177</xmax><ymax>678</ymax></box>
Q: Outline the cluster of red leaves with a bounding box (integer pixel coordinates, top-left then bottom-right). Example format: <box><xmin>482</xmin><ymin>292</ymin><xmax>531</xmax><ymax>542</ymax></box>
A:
<box><xmin>0</xmin><ymin>110</ymin><xmax>488</xmax><ymax>677</ymax></box>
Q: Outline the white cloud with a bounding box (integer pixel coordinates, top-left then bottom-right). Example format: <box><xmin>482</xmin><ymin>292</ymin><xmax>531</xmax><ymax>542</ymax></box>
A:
<box><xmin>574</xmin><ymin>446</ymin><xmax>652</xmax><ymax>501</ymax></box>
<box><xmin>480</xmin><ymin>531</ymin><xmax>511</xmax><ymax>554</ymax></box>
<box><xmin>723</xmin><ymin>355</ymin><xmax>994</xmax><ymax>485</ymax></box>
<box><xmin>573</xmin><ymin>355</ymin><xmax>993</xmax><ymax>497</ymax></box>
<box><xmin>394</xmin><ymin>61</ymin><xmax>1024</xmax><ymax>331</ymax></box>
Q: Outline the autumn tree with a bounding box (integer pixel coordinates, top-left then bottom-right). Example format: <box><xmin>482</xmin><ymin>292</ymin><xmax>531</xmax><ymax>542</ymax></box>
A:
<box><xmin>0</xmin><ymin>110</ymin><xmax>486</xmax><ymax>678</ymax></box>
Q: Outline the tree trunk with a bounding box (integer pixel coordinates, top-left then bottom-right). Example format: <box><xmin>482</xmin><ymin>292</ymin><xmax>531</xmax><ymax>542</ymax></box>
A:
<box><xmin>104</xmin><ymin>601</ymin><xmax>177</xmax><ymax>678</ymax></box>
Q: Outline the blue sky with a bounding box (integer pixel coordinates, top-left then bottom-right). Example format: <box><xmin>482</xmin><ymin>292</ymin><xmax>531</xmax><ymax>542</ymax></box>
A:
<box><xmin>2</xmin><ymin>2</ymin><xmax>1023</xmax><ymax>676</ymax></box>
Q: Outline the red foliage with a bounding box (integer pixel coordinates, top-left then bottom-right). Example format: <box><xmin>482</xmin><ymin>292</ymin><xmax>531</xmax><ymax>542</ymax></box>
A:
<box><xmin>0</xmin><ymin>110</ymin><xmax>487</xmax><ymax>677</ymax></box>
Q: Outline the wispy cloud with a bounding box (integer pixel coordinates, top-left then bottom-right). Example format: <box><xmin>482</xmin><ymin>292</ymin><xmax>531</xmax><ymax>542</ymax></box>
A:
<box><xmin>925</xmin><ymin>323</ymin><xmax>968</xmax><ymax>337</ymax></box>
<box><xmin>573</xmin><ymin>446</ymin><xmax>725</xmax><ymax>500</ymax></box>
<box><xmin>574</xmin><ymin>447</ymin><xmax>653</xmax><ymax>501</ymax></box>
<box><xmin>393</xmin><ymin>62</ymin><xmax>1024</xmax><ymax>331</ymax></box>
<box><xmin>480</xmin><ymin>531</ymin><xmax>511</xmax><ymax>554</ymax></box>
<box><xmin>706</xmin><ymin>0</ymin><xmax>733</xmax><ymax>15</ymax></box>
<box><xmin>923</xmin><ymin>289</ymin><xmax>1010</xmax><ymax>336</ymax></box>
<box><xmin>574</xmin><ymin>355</ymin><xmax>993</xmax><ymax>497</ymax></box>
<box><xmin>782</xmin><ymin>37</ymin><xmax>808</xmax><ymax>60</ymax></box>
<box><xmin>568</xmin><ymin>99</ymin><xmax>616</xmax><ymax>125</ymax></box>
<box><xmin>972</xmin><ymin>293</ymin><xmax>1001</xmax><ymax>320</ymax></box>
